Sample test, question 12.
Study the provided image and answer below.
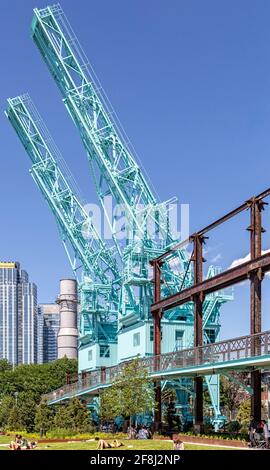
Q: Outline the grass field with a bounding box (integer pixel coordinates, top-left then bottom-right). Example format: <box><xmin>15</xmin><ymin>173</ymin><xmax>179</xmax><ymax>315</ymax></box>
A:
<box><xmin>0</xmin><ymin>435</ymin><xmax>237</xmax><ymax>451</ymax></box>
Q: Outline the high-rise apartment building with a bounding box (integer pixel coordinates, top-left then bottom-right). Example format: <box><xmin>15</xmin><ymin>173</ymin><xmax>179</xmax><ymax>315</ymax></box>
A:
<box><xmin>0</xmin><ymin>261</ymin><xmax>37</xmax><ymax>365</ymax></box>
<box><xmin>37</xmin><ymin>303</ymin><xmax>60</xmax><ymax>363</ymax></box>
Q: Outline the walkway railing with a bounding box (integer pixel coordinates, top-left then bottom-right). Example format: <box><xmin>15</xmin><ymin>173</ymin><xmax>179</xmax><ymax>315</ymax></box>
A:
<box><xmin>44</xmin><ymin>330</ymin><xmax>270</xmax><ymax>403</ymax></box>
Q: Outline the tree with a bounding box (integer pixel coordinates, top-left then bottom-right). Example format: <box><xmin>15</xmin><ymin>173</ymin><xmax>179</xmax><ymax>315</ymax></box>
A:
<box><xmin>68</xmin><ymin>399</ymin><xmax>92</xmax><ymax>432</ymax></box>
<box><xmin>236</xmin><ymin>399</ymin><xmax>251</xmax><ymax>423</ymax></box>
<box><xmin>17</xmin><ymin>393</ymin><xmax>37</xmax><ymax>432</ymax></box>
<box><xmin>35</xmin><ymin>401</ymin><xmax>55</xmax><ymax>436</ymax></box>
<box><xmin>54</xmin><ymin>405</ymin><xmax>74</xmax><ymax>430</ymax></box>
<box><xmin>7</xmin><ymin>405</ymin><xmax>24</xmax><ymax>431</ymax></box>
<box><xmin>0</xmin><ymin>358</ymin><xmax>77</xmax><ymax>432</ymax></box>
<box><xmin>220</xmin><ymin>375</ymin><xmax>249</xmax><ymax>420</ymax></box>
<box><xmin>54</xmin><ymin>399</ymin><xmax>91</xmax><ymax>432</ymax></box>
<box><xmin>162</xmin><ymin>388</ymin><xmax>181</xmax><ymax>431</ymax></box>
<box><xmin>0</xmin><ymin>358</ymin><xmax>77</xmax><ymax>402</ymax></box>
<box><xmin>0</xmin><ymin>359</ymin><xmax>12</xmax><ymax>372</ymax></box>
<box><xmin>100</xmin><ymin>358</ymin><xmax>155</xmax><ymax>426</ymax></box>
<box><xmin>0</xmin><ymin>396</ymin><xmax>14</xmax><ymax>429</ymax></box>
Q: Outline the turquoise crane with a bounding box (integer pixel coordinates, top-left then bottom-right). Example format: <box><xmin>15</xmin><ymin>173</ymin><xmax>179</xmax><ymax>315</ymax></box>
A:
<box><xmin>30</xmin><ymin>3</ymin><xmax>223</xmax><ymax>321</ymax></box>
<box><xmin>30</xmin><ymin>3</ymin><xmax>231</xmax><ymax>338</ymax></box>
<box><xmin>5</xmin><ymin>94</ymin><xmax>131</xmax><ymax>344</ymax></box>
<box><xmin>30</xmin><ymin>4</ymin><xmax>191</xmax><ymax>324</ymax></box>
<box><xmin>30</xmin><ymin>3</ymin><xmax>232</xmax><ymax>426</ymax></box>
<box><xmin>6</xmin><ymin>3</ymin><xmax>234</xmax><ymax>427</ymax></box>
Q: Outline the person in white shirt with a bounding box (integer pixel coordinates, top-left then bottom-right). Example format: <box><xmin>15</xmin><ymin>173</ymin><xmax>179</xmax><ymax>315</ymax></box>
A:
<box><xmin>173</xmin><ymin>439</ymin><xmax>185</xmax><ymax>450</ymax></box>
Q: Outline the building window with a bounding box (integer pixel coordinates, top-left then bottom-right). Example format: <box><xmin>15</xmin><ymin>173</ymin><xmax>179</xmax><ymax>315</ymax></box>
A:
<box><xmin>133</xmin><ymin>332</ymin><xmax>140</xmax><ymax>347</ymax></box>
<box><xmin>150</xmin><ymin>325</ymin><xmax>163</xmax><ymax>341</ymax></box>
<box><xmin>88</xmin><ymin>350</ymin><xmax>92</xmax><ymax>361</ymax></box>
<box><xmin>175</xmin><ymin>330</ymin><xmax>184</xmax><ymax>350</ymax></box>
<box><xmin>100</xmin><ymin>344</ymin><xmax>110</xmax><ymax>358</ymax></box>
<box><xmin>204</xmin><ymin>329</ymin><xmax>215</xmax><ymax>344</ymax></box>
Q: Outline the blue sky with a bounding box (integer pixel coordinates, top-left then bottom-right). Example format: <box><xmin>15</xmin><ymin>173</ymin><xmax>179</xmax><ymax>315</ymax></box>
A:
<box><xmin>1</xmin><ymin>0</ymin><xmax>270</xmax><ymax>339</ymax></box>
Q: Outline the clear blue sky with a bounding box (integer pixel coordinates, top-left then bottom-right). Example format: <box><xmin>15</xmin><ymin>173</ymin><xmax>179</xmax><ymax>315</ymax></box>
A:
<box><xmin>1</xmin><ymin>0</ymin><xmax>270</xmax><ymax>338</ymax></box>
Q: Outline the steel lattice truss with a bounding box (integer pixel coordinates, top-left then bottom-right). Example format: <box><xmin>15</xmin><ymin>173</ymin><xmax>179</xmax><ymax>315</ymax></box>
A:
<box><xmin>6</xmin><ymin>95</ymin><xmax>124</xmax><ymax>325</ymax></box>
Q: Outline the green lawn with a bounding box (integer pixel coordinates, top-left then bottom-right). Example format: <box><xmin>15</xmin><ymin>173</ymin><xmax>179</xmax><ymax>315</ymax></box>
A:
<box><xmin>0</xmin><ymin>435</ymin><xmax>237</xmax><ymax>451</ymax></box>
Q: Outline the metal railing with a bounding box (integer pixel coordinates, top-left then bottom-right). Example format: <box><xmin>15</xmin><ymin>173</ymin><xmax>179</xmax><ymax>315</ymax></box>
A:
<box><xmin>44</xmin><ymin>330</ymin><xmax>270</xmax><ymax>403</ymax></box>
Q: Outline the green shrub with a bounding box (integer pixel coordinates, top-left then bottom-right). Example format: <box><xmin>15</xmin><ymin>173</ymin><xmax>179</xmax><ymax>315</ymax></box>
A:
<box><xmin>227</xmin><ymin>421</ymin><xmax>241</xmax><ymax>434</ymax></box>
<box><xmin>177</xmin><ymin>431</ymin><xmax>249</xmax><ymax>442</ymax></box>
<box><xmin>4</xmin><ymin>429</ymin><xmax>126</xmax><ymax>441</ymax></box>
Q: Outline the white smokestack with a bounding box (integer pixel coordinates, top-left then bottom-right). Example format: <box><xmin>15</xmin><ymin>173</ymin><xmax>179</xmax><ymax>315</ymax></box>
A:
<box><xmin>57</xmin><ymin>279</ymin><xmax>78</xmax><ymax>359</ymax></box>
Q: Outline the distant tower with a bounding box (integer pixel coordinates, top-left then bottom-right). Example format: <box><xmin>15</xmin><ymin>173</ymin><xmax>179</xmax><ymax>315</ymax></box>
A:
<box><xmin>0</xmin><ymin>261</ymin><xmax>37</xmax><ymax>366</ymax></box>
<box><xmin>57</xmin><ymin>279</ymin><xmax>78</xmax><ymax>359</ymax></box>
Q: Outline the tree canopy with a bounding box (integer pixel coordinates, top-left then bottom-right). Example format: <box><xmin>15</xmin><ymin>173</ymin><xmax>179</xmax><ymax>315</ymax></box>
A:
<box><xmin>100</xmin><ymin>357</ymin><xmax>155</xmax><ymax>425</ymax></box>
<box><xmin>0</xmin><ymin>358</ymin><xmax>78</xmax><ymax>432</ymax></box>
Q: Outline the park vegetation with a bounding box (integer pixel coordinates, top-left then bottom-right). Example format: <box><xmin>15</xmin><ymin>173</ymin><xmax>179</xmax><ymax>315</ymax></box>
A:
<box><xmin>0</xmin><ymin>358</ymin><xmax>266</xmax><ymax>439</ymax></box>
<box><xmin>0</xmin><ymin>358</ymin><xmax>93</xmax><ymax>435</ymax></box>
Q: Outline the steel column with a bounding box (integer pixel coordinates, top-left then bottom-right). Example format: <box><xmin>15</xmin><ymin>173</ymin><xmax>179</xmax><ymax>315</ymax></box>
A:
<box><xmin>152</xmin><ymin>260</ymin><xmax>163</xmax><ymax>356</ymax></box>
<box><xmin>192</xmin><ymin>235</ymin><xmax>204</xmax><ymax>432</ymax></box>
<box><xmin>151</xmin><ymin>260</ymin><xmax>163</xmax><ymax>431</ymax></box>
<box><xmin>249</xmin><ymin>199</ymin><xmax>264</xmax><ymax>422</ymax></box>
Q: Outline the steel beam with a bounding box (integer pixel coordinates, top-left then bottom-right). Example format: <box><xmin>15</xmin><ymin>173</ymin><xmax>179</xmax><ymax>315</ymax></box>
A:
<box><xmin>155</xmin><ymin>188</ymin><xmax>270</xmax><ymax>263</ymax></box>
<box><xmin>151</xmin><ymin>252</ymin><xmax>270</xmax><ymax>313</ymax></box>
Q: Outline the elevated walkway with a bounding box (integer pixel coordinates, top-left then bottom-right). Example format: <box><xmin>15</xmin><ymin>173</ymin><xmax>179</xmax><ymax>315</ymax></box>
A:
<box><xmin>44</xmin><ymin>330</ymin><xmax>270</xmax><ymax>405</ymax></box>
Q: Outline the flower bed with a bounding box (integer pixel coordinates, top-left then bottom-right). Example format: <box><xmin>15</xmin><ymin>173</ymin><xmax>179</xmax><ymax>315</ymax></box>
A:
<box><xmin>173</xmin><ymin>433</ymin><xmax>248</xmax><ymax>448</ymax></box>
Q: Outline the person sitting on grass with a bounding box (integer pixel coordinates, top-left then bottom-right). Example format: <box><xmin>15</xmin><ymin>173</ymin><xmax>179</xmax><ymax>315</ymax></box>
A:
<box><xmin>173</xmin><ymin>439</ymin><xmax>184</xmax><ymax>450</ymax></box>
<box><xmin>138</xmin><ymin>426</ymin><xmax>149</xmax><ymax>439</ymax></box>
<box><xmin>21</xmin><ymin>437</ymin><xmax>30</xmax><ymax>450</ymax></box>
<box><xmin>20</xmin><ymin>438</ymin><xmax>37</xmax><ymax>450</ymax></box>
<box><xmin>10</xmin><ymin>434</ymin><xmax>22</xmax><ymax>450</ymax></box>
<box><xmin>127</xmin><ymin>425</ymin><xmax>136</xmax><ymax>439</ymax></box>
<box><xmin>30</xmin><ymin>441</ymin><xmax>38</xmax><ymax>449</ymax></box>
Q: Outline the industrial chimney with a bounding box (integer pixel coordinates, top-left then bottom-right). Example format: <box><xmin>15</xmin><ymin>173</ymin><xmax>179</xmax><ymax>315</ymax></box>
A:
<box><xmin>57</xmin><ymin>279</ymin><xmax>78</xmax><ymax>359</ymax></box>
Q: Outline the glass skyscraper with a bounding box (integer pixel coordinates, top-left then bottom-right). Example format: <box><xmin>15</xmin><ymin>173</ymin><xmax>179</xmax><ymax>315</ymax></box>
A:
<box><xmin>37</xmin><ymin>303</ymin><xmax>60</xmax><ymax>363</ymax></box>
<box><xmin>0</xmin><ymin>262</ymin><xmax>37</xmax><ymax>365</ymax></box>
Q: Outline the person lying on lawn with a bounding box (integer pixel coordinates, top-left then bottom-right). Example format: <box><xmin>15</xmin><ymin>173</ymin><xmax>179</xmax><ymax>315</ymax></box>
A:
<box><xmin>95</xmin><ymin>437</ymin><xmax>124</xmax><ymax>449</ymax></box>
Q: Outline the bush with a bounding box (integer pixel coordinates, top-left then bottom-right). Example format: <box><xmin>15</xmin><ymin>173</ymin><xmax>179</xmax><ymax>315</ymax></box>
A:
<box><xmin>202</xmin><ymin>422</ymin><xmax>214</xmax><ymax>434</ymax></box>
<box><xmin>177</xmin><ymin>431</ymin><xmax>249</xmax><ymax>442</ymax></box>
<box><xmin>4</xmin><ymin>429</ymin><xmax>126</xmax><ymax>441</ymax></box>
<box><xmin>239</xmin><ymin>419</ymin><xmax>249</xmax><ymax>434</ymax></box>
<box><xmin>227</xmin><ymin>421</ymin><xmax>241</xmax><ymax>434</ymax></box>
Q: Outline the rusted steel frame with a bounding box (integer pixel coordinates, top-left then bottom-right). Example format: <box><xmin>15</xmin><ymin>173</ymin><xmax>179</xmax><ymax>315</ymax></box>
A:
<box><xmin>249</xmin><ymin>198</ymin><xmax>265</xmax><ymax>422</ymax></box>
<box><xmin>150</xmin><ymin>259</ymin><xmax>163</xmax><ymax>431</ymax></box>
<box><xmin>249</xmin><ymin>198</ymin><xmax>265</xmax><ymax>338</ymax></box>
<box><xmin>192</xmin><ymin>234</ymin><xmax>205</xmax><ymax>428</ymax></box>
<box><xmin>152</xmin><ymin>252</ymin><xmax>270</xmax><ymax>313</ymax></box>
<box><xmin>150</xmin><ymin>260</ymin><xmax>163</xmax><ymax>357</ymax></box>
<box><xmin>154</xmin><ymin>187</ymin><xmax>270</xmax><ymax>263</ymax></box>
<box><xmin>192</xmin><ymin>235</ymin><xmax>205</xmax><ymax>349</ymax></box>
